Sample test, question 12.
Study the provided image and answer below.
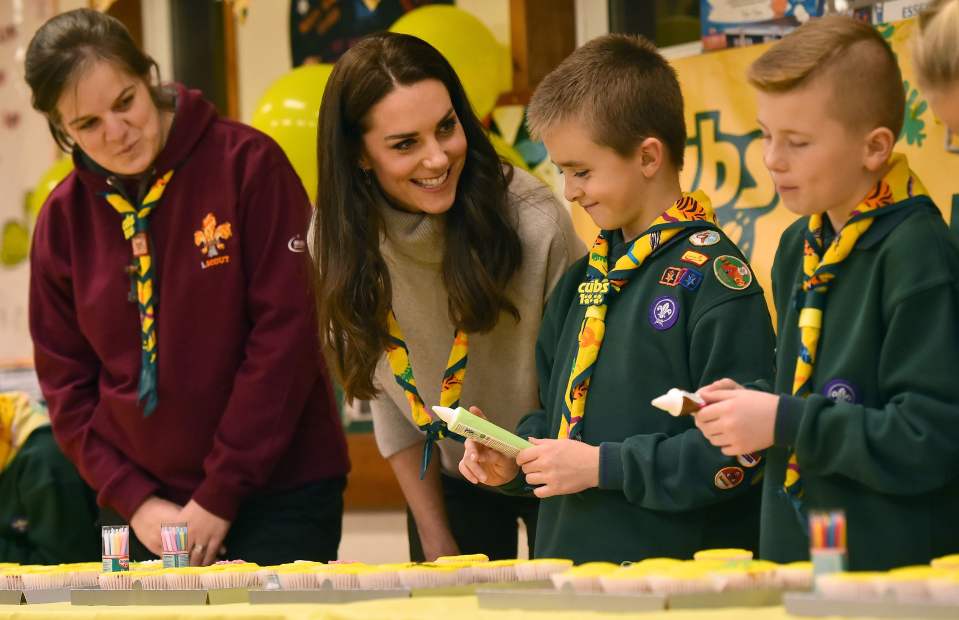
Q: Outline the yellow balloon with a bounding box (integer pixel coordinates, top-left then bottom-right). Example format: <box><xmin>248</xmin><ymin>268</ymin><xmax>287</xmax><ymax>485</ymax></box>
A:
<box><xmin>487</xmin><ymin>131</ymin><xmax>528</xmax><ymax>171</ymax></box>
<box><xmin>250</xmin><ymin>64</ymin><xmax>334</xmax><ymax>204</ymax></box>
<box><xmin>390</xmin><ymin>6</ymin><xmax>504</xmax><ymax>119</ymax></box>
<box><xmin>29</xmin><ymin>156</ymin><xmax>74</xmax><ymax>221</ymax></box>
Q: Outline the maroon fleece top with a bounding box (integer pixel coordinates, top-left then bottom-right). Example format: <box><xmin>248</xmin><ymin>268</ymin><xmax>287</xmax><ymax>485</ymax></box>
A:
<box><xmin>29</xmin><ymin>84</ymin><xmax>349</xmax><ymax>521</ymax></box>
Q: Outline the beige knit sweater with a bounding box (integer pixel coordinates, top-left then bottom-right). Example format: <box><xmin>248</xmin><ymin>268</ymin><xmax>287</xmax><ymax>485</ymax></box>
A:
<box><xmin>371</xmin><ymin>167</ymin><xmax>584</xmax><ymax>476</ymax></box>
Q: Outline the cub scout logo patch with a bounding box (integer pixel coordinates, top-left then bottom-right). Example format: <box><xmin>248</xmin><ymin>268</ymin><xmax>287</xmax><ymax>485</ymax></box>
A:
<box><xmin>680</xmin><ymin>268</ymin><xmax>703</xmax><ymax>291</ymax></box>
<box><xmin>689</xmin><ymin>230</ymin><xmax>721</xmax><ymax>247</ymax></box>
<box><xmin>578</xmin><ymin>279</ymin><xmax>609</xmax><ymax>306</ymax></box>
<box><xmin>714</xmin><ymin>466</ymin><xmax>744</xmax><ymax>490</ymax></box>
<box><xmin>713</xmin><ymin>255</ymin><xmax>752</xmax><ymax>290</ymax></box>
<box><xmin>737</xmin><ymin>452</ymin><xmax>762</xmax><ymax>468</ymax></box>
<box><xmin>659</xmin><ymin>267</ymin><xmax>686</xmax><ymax>287</ymax></box>
<box><xmin>648</xmin><ymin>296</ymin><xmax>679</xmax><ymax>330</ymax></box>
<box><xmin>680</xmin><ymin>250</ymin><xmax>709</xmax><ymax>266</ymax></box>
<box><xmin>194</xmin><ymin>213</ymin><xmax>233</xmax><ymax>269</ymax></box>
<box><xmin>10</xmin><ymin>517</ymin><xmax>28</xmax><ymax>533</ymax></box>
<box><xmin>823</xmin><ymin>379</ymin><xmax>858</xmax><ymax>404</ymax></box>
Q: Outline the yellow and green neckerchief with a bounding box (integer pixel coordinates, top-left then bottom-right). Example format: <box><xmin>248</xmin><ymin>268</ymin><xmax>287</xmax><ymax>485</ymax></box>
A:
<box><xmin>104</xmin><ymin>170</ymin><xmax>174</xmax><ymax>416</ymax></box>
<box><xmin>386</xmin><ymin>310</ymin><xmax>467</xmax><ymax>478</ymax></box>
<box><xmin>559</xmin><ymin>191</ymin><xmax>719</xmax><ymax>440</ymax></box>
<box><xmin>784</xmin><ymin>153</ymin><xmax>928</xmax><ymax>511</ymax></box>
<box><xmin>0</xmin><ymin>392</ymin><xmax>50</xmax><ymax>472</ymax></box>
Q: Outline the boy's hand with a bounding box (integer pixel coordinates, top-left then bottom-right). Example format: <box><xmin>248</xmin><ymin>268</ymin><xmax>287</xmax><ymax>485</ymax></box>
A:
<box><xmin>696</xmin><ymin>377</ymin><xmax>744</xmax><ymax>398</ymax></box>
<box><xmin>458</xmin><ymin>406</ymin><xmax>519</xmax><ymax>486</ymax></box>
<box><xmin>695</xmin><ymin>388</ymin><xmax>778</xmax><ymax>456</ymax></box>
<box><xmin>516</xmin><ymin>437</ymin><xmax>599</xmax><ymax>498</ymax></box>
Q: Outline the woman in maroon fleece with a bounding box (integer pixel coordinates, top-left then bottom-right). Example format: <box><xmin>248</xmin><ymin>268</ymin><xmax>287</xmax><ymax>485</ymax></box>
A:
<box><xmin>24</xmin><ymin>9</ymin><xmax>349</xmax><ymax>565</ymax></box>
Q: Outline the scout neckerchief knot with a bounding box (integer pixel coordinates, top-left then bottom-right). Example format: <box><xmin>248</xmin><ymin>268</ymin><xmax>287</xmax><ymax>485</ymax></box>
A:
<box><xmin>386</xmin><ymin>310</ymin><xmax>467</xmax><ymax>479</ymax></box>
<box><xmin>0</xmin><ymin>392</ymin><xmax>50</xmax><ymax>472</ymax></box>
<box><xmin>559</xmin><ymin>191</ymin><xmax>719</xmax><ymax>440</ymax></box>
<box><xmin>104</xmin><ymin>170</ymin><xmax>175</xmax><ymax>416</ymax></box>
<box><xmin>784</xmin><ymin>153</ymin><xmax>927</xmax><ymax>514</ymax></box>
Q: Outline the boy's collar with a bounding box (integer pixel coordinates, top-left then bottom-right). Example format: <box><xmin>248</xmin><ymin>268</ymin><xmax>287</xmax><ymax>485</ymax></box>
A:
<box><xmin>842</xmin><ymin>195</ymin><xmax>937</xmax><ymax>250</ymax></box>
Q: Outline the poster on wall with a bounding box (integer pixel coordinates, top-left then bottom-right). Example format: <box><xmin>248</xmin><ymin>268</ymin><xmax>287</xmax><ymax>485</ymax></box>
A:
<box><xmin>700</xmin><ymin>1</ymin><xmax>825</xmax><ymax>50</ymax></box>
<box><xmin>0</xmin><ymin>0</ymin><xmax>58</xmax><ymax>363</ymax></box>
<box><xmin>289</xmin><ymin>0</ymin><xmax>452</xmax><ymax>66</ymax></box>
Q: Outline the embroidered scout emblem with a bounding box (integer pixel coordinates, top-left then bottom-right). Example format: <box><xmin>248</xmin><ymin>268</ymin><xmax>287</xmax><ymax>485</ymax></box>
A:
<box><xmin>648</xmin><ymin>296</ymin><xmax>679</xmax><ymax>331</ymax></box>
<box><xmin>10</xmin><ymin>517</ymin><xmax>28</xmax><ymax>534</ymax></box>
<box><xmin>194</xmin><ymin>213</ymin><xmax>233</xmax><ymax>269</ymax></box>
<box><xmin>680</xmin><ymin>250</ymin><xmax>709</xmax><ymax>266</ymax></box>
<box><xmin>714</xmin><ymin>466</ymin><xmax>744</xmax><ymax>490</ymax></box>
<box><xmin>737</xmin><ymin>452</ymin><xmax>762</xmax><ymax>468</ymax></box>
<box><xmin>578</xmin><ymin>279</ymin><xmax>610</xmax><ymax>306</ymax></box>
<box><xmin>659</xmin><ymin>267</ymin><xmax>686</xmax><ymax>287</ymax></box>
<box><xmin>823</xmin><ymin>379</ymin><xmax>858</xmax><ymax>404</ymax></box>
<box><xmin>689</xmin><ymin>230</ymin><xmax>721</xmax><ymax>247</ymax></box>
<box><xmin>679</xmin><ymin>268</ymin><xmax>703</xmax><ymax>291</ymax></box>
<box><xmin>713</xmin><ymin>255</ymin><xmax>752</xmax><ymax>290</ymax></box>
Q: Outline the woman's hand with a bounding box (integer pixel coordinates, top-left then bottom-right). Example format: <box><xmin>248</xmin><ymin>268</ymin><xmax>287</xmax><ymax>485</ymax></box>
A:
<box><xmin>458</xmin><ymin>406</ymin><xmax>520</xmax><ymax>487</ymax></box>
<box><xmin>130</xmin><ymin>496</ymin><xmax>183</xmax><ymax>556</ymax></box>
<box><xmin>179</xmin><ymin>500</ymin><xmax>231</xmax><ymax>566</ymax></box>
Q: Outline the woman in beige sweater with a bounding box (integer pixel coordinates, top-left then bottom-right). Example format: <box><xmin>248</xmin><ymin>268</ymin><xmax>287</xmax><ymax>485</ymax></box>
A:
<box><xmin>312</xmin><ymin>32</ymin><xmax>582</xmax><ymax>561</ymax></box>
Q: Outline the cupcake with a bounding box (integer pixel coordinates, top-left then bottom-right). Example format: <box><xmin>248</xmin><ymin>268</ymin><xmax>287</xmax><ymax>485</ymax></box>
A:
<box><xmin>66</xmin><ymin>562</ymin><xmax>101</xmax><ymax>588</ymax></box>
<box><xmin>693</xmin><ymin>549</ymin><xmax>754</xmax><ymax>565</ymax></box>
<box><xmin>471</xmin><ymin>560</ymin><xmax>519</xmax><ymax>584</ymax></box>
<box><xmin>132</xmin><ymin>570</ymin><xmax>168</xmax><ymax>590</ymax></box>
<box><xmin>645</xmin><ymin>565</ymin><xmax>715</xmax><ymax>596</ymax></box>
<box><xmin>397</xmin><ymin>565</ymin><xmax>462</xmax><ymax>589</ymax></box>
<box><xmin>708</xmin><ymin>567</ymin><xmax>753</xmax><ymax>593</ymax></box>
<box><xmin>329</xmin><ymin>564</ymin><xmax>371</xmax><ymax>590</ymax></box>
<box><xmin>743</xmin><ymin>560</ymin><xmax>780</xmax><ymax>589</ymax></box>
<box><xmin>884</xmin><ymin>566</ymin><xmax>939</xmax><ymax>603</ymax></box>
<box><xmin>775</xmin><ymin>561</ymin><xmax>813</xmax><ymax>590</ymax></box>
<box><xmin>21</xmin><ymin>567</ymin><xmax>69</xmax><ymax>591</ymax></box>
<box><xmin>928</xmin><ymin>571</ymin><xmax>959</xmax><ymax>605</ymax></box>
<box><xmin>164</xmin><ymin>567</ymin><xmax>205</xmax><ymax>590</ymax></box>
<box><xmin>931</xmin><ymin>554</ymin><xmax>959</xmax><ymax>571</ymax></box>
<box><xmin>274</xmin><ymin>567</ymin><xmax>319</xmax><ymax>590</ymax></box>
<box><xmin>514</xmin><ymin>558</ymin><xmax>574</xmax><ymax>582</ymax></box>
<box><xmin>98</xmin><ymin>571</ymin><xmax>132</xmax><ymax>590</ymax></box>
<box><xmin>599</xmin><ymin>564</ymin><xmax>658</xmax><ymax>594</ymax></box>
<box><xmin>356</xmin><ymin>563</ymin><xmax>414</xmax><ymax>590</ymax></box>
<box><xmin>815</xmin><ymin>572</ymin><xmax>884</xmax><ymax>601</ymax></box>
<box><xmin>550</xmin><ymin>562</ymin><xmax>619</xmax><ymax>593</ymax></box>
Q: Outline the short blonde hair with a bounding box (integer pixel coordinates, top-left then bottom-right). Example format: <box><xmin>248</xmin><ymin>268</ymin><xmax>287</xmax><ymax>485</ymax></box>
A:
<box><xmin>748</xmin><ymin>15</ymin><xmax>903</xmax><ymax>137</ymax></box>
<box><xmin>527</xmin><ymin>34</ymin><xmax>687</xmax><ymax>169</ymax></box>
<box><xmin>913</xmin><ymin>0</ymin><xmax>959</xmax><ymax>89</ymax></box>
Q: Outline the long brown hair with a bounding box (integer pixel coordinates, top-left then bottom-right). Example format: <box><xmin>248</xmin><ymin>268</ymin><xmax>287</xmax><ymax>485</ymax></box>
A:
<box><xmin>24</xmin><ymin>8</ymin><xmax>174</xmax><ymax>151</ymax></box>
<box><xmin>314</xmin><ymin>32</ymin><xmax>522</xmax><ymax>401</ymax></box>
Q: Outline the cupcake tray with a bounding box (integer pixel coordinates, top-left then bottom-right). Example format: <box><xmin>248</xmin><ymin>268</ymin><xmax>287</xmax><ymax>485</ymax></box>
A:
<box><xmin>0</xmin><ymin>589</ymin><xmax>72</xmax><ymax>604</ymax></box>
<box><xmin>477</xmin><ymin>587</ymin><xmax>784</xmax><ymax>613</ymax></box>
<box><xmin>248</xmin><ymin>580</ymin><xmax>547</xmax><ymax>605</ymax></box>
<box><xmin>784</xmin><ymin>591</ymin><xmax>959</xmax><ymax>619</ymax></box>
<box><xmin>70</xmin><ymin>586</ymin><xmax>249</xmax><ymax>606</ymax></box>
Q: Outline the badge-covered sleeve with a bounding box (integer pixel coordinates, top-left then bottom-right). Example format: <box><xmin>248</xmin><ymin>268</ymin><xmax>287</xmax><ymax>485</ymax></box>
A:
<box><xmin>598</xmin><ymin>254</ymin><xmax>776</xmax><ymax>511</ymax></box>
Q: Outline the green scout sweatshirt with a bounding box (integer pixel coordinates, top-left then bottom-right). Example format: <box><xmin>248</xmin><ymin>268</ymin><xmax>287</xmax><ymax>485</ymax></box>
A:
<box><xmin>503</xmin><ymin>225</ymin><xmax>776</xmax><ymax>564</ymax></box>
<box><xmin>0</xmin><ymin>427</ymin><xmax>99</xmax><ymax>564</ymax></box>
<box><xmin>763</xmin><ymin>197</ymin><xmax>959</xmax><ymax>570</ymax></box>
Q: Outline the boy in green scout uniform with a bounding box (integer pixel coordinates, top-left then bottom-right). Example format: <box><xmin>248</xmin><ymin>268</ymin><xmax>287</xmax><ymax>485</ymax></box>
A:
<box><xmin>457</xmin><ymin>34</ymin><xmax>776</xmax><ymax>564</ymax></box>
<box><xmin>0</xmin><ymin>392</ymin><xmax>99</xmax><ymax>563</ymax></box>
<box><xmin>695</xmin><ymin>16</ymin><xmax>959</xmax><ymax>570</ymax></box>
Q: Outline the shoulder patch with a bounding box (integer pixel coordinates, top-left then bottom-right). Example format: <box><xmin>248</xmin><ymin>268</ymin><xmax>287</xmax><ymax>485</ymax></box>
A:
<box><xmin>688</xmin><ymin>230</ymin><xmax>721</xmax><ymax>247</ymax></box>
<box><xmin>679</xmin><ymin>267</ymin><xmax>703</xmax><ymax>291</ymax></box>
<box><xmin>680</xmin><ymin>250</ymin><xmax>709</xmax><ymax>266</ymax></box>
<box><xmin>659</xmin><ymin>267</ymin><xmax>686</xmax><ymax>287</ymax></box>
<box><xmin>712</xmin><ymin>255</ymin><xmax>752</xmax><ymax>290</ymax></box>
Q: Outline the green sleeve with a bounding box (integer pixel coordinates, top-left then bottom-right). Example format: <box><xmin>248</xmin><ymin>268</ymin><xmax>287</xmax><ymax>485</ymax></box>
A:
<box><xmin>0</xmin><ymin>432</ymin><xmax>98</xmax><ymax>564</ymax></box>
<box><xmin>777</xmin><ymin>284</ymin><xmax>959</xmax><ymax>494</ymax></box>
<box><xmin>598</xmin><ymin>290</ymin><xmax>776</xmax><ymax>511</ymax></box>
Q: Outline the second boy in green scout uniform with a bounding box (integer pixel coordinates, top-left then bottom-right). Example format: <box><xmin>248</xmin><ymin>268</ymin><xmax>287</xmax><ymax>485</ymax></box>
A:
<box><xmin>457</xmin><ymin>34</ymin><xmax>776</xmax><ymax>564</ymax></box>
<box><xmin>695</xmin><ymin>16</ymin><xmax>959</xmax><ymax>570</ymax></box>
